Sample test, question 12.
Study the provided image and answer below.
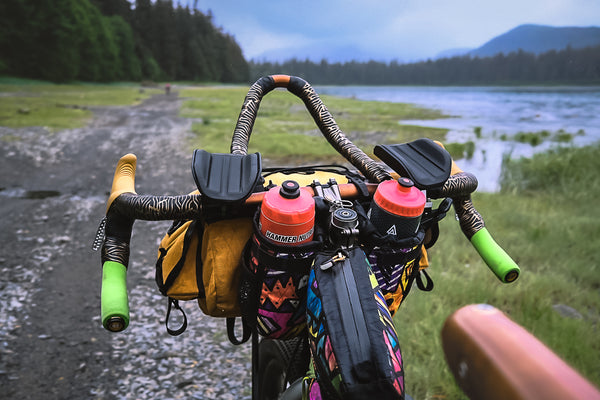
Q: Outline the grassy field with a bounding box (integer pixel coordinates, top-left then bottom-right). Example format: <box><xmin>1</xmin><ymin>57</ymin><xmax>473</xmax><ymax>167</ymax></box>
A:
<box><xmin>397</xmin><ymin>144</ymin><xmax>600</xmax><ymax>399</ymax></box>
<box><xmin>178</xmin><ymin>86</ymin><xmax>448</xmax><ymax>161</ymax></box>
<box><xmin>0</xmin><ymin>78</ymin><xmax>161</xmax><ymax>130</ymax></box>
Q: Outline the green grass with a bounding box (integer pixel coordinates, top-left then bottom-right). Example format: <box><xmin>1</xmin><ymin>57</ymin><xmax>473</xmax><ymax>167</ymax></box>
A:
<box><xmin>395</xmin><ymin>144</ymin><xmax>600</xmax><ymax>399</ymax></box>
<box><xmin>444</xmin><ymin>141</ymin><xmax>476</xmax><ymax>160</ymax></box>
<box><xmin>0</xmin><ymin>81</ymin><xmax>161</xmax><ymax>129</ymax></box>
<box><xmin>179</xmin><ymin>86</ymin><xmax>448</xmax><ymax>160</ymax></box>
<box><xmin>499</xmin><ymin>129</ymin><xmax>576</xmax><ymax>146</ymax></box>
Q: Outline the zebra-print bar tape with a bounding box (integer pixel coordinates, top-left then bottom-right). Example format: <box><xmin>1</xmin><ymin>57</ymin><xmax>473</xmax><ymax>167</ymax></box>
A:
<box><xmin>230</xmin><ymin>75</ymin><xmax>390</xmax><ymax>183</ymax></box>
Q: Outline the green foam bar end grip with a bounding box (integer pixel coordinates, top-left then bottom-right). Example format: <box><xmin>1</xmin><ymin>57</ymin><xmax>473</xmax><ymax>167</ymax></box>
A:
<box><xmin>101</xmin><ymin>261</ymin><xmax>130</xmax><ymax>332</ymax></box>
<box><xmin>471</xmin><ymin>228</ymin><xmax>520</xmax><ymax>283</ymax></box>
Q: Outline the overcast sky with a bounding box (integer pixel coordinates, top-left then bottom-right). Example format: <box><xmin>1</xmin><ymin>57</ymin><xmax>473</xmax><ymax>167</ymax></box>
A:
<box><xmin>193</xmin><ymin>0</ymin><xmax>600</xmax><ymax>62</ymax></box>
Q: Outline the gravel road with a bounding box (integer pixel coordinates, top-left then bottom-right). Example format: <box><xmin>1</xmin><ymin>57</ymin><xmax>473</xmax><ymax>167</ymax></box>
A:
<box><xmin>0</xmin><ymin>93</ymin><xmax>252</xmax><ymax>399</ymax></box>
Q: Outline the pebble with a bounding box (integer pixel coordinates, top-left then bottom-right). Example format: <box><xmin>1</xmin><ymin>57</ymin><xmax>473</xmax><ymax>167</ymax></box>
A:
<box><xmin>552</xmin><ymin>304</ymin><xmax>583</xmax><ymax>319</ymax></box>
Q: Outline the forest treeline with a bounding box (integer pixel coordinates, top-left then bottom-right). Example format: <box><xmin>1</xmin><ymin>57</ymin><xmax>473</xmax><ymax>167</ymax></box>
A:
<box><xmin>0</xmin><ymin>0</ymin><xmax>248</xmax><ymax>83</ymax></box>
<box><xmin>1</xmin><ymin>0</ymin><xmax>598</xmax><ymax>85</ymax></box>
<box><xmin>250</xmin><ymin>45</ymin><xmax>600</xmax><ymax>85</ymax></box>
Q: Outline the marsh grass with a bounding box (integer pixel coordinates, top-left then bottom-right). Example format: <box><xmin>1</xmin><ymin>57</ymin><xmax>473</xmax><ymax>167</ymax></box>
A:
<box><xmin>0</xmin><ymin>82</ymin><xmax>160</xmax><ymax>129</ymax></box>
<box><xmin>179</xmin><ymin>86</ymin><xmax>448</xmax><ymax>160</ymax></box>
<box><xmin>397</xmin><ymin>144</ymin><xmax>600</xmax><ymax>399</ymax></box>
<box><xmin>444</xmin><ymin>141</ymin><xmax>476</xmax><ymax>160</ymax></box>
<box><xmin>500</xmin><ymin>129</ymin><xmax>577</xmax><ymax>146</ymax></box>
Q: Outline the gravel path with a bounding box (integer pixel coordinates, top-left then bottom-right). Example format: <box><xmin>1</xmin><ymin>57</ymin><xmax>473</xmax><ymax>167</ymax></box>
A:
<box><xmin>0</xmin><ymin>93</ymin><xmax>252</xmax><ymax>399</ymax></box>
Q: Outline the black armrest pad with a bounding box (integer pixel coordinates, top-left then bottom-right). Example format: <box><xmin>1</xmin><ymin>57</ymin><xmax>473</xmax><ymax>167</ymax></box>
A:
<box><xmin>374</xmin><ymin>138</ymin><xmax>451</xmax><ymax>190</ymax></box>
<box><xmin>192</xmin><ymin>150</ymin><xmax>262</xmax><ymax>203</ymax></box>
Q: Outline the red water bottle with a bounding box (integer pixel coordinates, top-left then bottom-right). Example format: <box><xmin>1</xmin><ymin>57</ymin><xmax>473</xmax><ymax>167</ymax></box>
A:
<box><xmin>368</xmin><ymin>177</ymin><xmax>426</xmax><ymax>238</ymax></box>
<box><xmin>259</xmin><ymin>180</ymin><xmax>315</xmax><ymax>245</ymax></box>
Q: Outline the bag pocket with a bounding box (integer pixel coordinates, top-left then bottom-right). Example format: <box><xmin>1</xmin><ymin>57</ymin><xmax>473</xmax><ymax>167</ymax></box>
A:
<box><xmin>367</xmin><ymin>240</ymin><xmax>424</xmax><ymax>317</ymax></box>
<box><xmin>239</xmin><ymin>214</ymin><xmax>320</xmax><ymax>340</ymax></box>
<box><xmin>199</xmin><ymin>217</ymin><xmax>253</xmax><ymax>317</ymax></box>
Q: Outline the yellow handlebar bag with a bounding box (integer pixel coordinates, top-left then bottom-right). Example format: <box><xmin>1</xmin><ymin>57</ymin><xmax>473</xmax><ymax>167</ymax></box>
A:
<box><xmin>156</xmin><ymin>215</ymin><xmax>253</xmax><ymax>335</ymax></box>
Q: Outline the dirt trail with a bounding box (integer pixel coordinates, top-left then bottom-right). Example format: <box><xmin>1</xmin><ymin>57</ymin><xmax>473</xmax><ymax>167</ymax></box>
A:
<box><xmin>0</xmin><ymin>93</ymin><xmax>252</xmax><ymax>399</ymax></box>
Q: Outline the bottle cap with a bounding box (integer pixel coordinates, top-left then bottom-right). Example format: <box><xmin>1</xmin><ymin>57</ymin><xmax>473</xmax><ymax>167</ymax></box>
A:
<box><xmin>279</xmin><ymin>180</ymin><xmax>300</xmax><ymax>199</ymax></box>
<box><xmin>374</xmin><ymin>178</ymin><xmax>425</xmax><ymax>217</ymax></box>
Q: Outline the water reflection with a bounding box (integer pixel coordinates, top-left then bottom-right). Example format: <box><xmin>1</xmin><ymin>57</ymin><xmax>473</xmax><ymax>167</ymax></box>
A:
<box><xmin>317</xmin><ymin>85</ymin><xmax>600</xmax><ymax>192</ymax></box>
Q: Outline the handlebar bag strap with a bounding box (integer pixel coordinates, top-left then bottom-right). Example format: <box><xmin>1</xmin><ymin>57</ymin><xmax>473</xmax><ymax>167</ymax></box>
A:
<box><xmin>155</xmin><ymin>219</ymin><xmax>203</xmax><ymax>335</ymax></box>
<box><xmin>306</xmin><ymin>247</ymin><xmax>404</xmax><ymax>399</ymax></box>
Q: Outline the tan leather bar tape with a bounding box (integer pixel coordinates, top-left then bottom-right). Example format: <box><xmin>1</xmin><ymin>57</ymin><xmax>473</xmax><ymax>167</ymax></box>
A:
<box><xmin>443</xmin><ymin>304</ymin><xmax>600</xmax><ymax>400</ymax></box>
<box><xmin>271</xmin><ymin>74</ymin><xmax>291</xmax><ymax>87</ymax></box>
<box><xmin>106</xmin><ymin>153</ymin><xmax>137</xmax><ymax>213</ymax></box>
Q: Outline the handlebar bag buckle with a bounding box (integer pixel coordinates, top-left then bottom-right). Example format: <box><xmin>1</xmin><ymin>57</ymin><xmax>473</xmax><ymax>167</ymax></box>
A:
<box><xmin>192</xmin><ymin>150</ymin><xmax>263</xmax><ymax>203</ymax></box>
<box><xmin>374</xmin><ymin>138</ymin><xmax>451</xmax><ymax>190</ymax></box>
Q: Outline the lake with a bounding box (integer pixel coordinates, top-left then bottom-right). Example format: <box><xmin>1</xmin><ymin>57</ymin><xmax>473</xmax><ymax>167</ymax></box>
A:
<box><xmin>317</xmin><ymin>86</ymin><xmax>600</xmax><ymax>192</ymax></box>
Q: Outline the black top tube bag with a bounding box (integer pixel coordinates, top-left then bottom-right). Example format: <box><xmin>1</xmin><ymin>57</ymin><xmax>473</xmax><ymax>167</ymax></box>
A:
<box><xmin>306</xmin><ymin>246</ymin><xmax>405</xmax><ymax>399</ymax></box>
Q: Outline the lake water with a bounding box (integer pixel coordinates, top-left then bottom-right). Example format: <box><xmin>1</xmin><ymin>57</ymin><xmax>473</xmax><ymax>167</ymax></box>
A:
<box><xmin>317</xmin><ymin>86</ymin><xmax>600</xmax><ymax>192</ymax></box>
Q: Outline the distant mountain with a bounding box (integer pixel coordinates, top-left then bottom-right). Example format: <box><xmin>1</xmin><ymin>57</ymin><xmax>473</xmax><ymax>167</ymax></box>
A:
<box><xmin>468</xmin><ymin>24</ymin><xmax>600</xmax><ymax>58</ymax></box>
<box><xmin>254</xmin><ymin>44</ymin><xmax>385</xmax><ymax>63</ymax></box>
<box><xmin>434</xmin><ymin>47</ymin><xmax>473</xmax><ymax>59</ymax></box>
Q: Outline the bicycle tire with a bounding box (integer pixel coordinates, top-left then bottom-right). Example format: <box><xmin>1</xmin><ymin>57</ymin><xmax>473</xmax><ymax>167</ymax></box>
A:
<box><xmin>257</xmin><ymin>337</ymin><xmax>310</xmax><ymax>400</ymax></box>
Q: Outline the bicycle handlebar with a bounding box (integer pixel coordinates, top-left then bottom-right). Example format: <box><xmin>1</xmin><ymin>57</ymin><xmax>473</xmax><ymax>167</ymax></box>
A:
<box><xmin>100</xmin><ymin>154</ymin><xmax>136</xmax><ymax>332</ymax></box>
<box><xmin>99</xmin><ymin>76</ymin><xmax>519</xmax><ymax>332</ymax></box>
<box><xmin>231</xmin><ymin>75</ymin><xmax>391</xmax><ymax>183</ymax></box>
<box><xmin>438</xmin><ymin>157</ymin><xmax>520</xmax><ymax>283</ymax></box>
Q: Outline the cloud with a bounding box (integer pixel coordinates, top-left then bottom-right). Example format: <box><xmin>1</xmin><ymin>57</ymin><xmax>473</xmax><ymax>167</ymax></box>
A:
<box><xmin>198</xmin><ymin>0</ymin><xmax>600</xmax><ymax>62</ymax></box>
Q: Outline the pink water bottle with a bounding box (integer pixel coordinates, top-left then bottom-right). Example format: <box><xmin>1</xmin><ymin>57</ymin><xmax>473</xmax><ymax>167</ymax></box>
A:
<box><xmin>259</xmin><ymin>180</ymin><xmax>315</xmax><ymax>245</ymax></box>
<box><xmin>368</xmin><ymin>177</ymin><xmax>426</xmax><ymax>238</ymax></box>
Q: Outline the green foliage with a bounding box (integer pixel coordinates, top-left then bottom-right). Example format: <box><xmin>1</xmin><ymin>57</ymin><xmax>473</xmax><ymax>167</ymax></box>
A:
<box><xmin>250</xmin><ymin>45</ymin><xmax>600</xmax><ymax>85</ymax></box>
<box><xmin>444</xmin><ymin>141</ymin><xmax>476</xmax><ymax>159</ymax></box>
<box><xmin>108</xmin><ymin>16</ymin><xmax>142</xmax><ymax>81</ymax></box>
<box><xmin>0</xmin><ymin>0</ymin><xmax>248</xmax><ymax>83</ymax></box>
<box><xmin>500</xmin><ymin>129</ymin><xmax>576</xmax><ymax>146</ymax></box>
<box><xmin>500</xmin><ymin>144</ymin><xmax>600</xmax><ymax>198</ymax></box>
